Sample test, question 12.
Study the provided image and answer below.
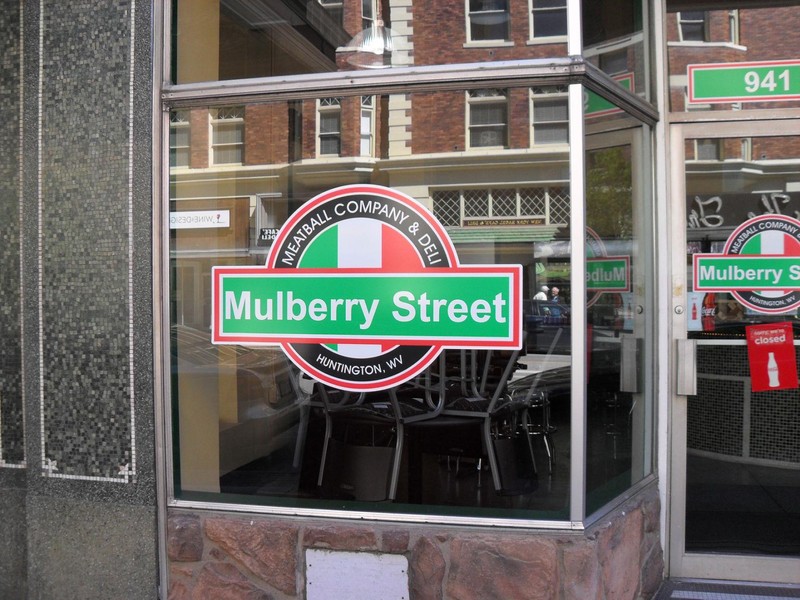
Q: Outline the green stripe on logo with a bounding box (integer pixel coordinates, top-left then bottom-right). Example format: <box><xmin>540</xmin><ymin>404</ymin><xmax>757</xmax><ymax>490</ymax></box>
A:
<box><xmin>694</xmin><ymin>255</ymin><xmax>800</xmax><ymax>290</ymax></box>
<box><xmin>217</xmin><ymin>271</ymin><xmax>517</xmax><ymax>342</ymax></box>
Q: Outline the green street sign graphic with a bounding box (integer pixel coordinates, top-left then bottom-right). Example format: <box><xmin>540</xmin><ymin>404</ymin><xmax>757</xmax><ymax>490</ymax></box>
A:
<box><xmin>693</xmin><ymin>255</ymin><xmax>800</xmax><ymax>291</ymax></box>
<box><xmin>585</xmin><ymin>74</ymin><xmax>633</xmax><ymax>116</ymax></box>
<box><xmin>213</xmin><ymin>267</ymin><xmax>521</xmax><ymax>346</ymax></box>
<box><xmin>688</xmin><ymin>60</ymin><xmax>800</xmax><ymax>104</ymax></box>
<box><xmin>586</xmin><ymin>257</ymin><xmax>630</xmax><ymax>292</ymax></box>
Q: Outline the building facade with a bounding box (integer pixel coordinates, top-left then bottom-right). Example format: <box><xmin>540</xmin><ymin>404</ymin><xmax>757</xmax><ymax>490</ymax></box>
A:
<box><xmin>0</xmin><ymin>1</ymin><xmax>798</xmax><ymax>598</ymax></box>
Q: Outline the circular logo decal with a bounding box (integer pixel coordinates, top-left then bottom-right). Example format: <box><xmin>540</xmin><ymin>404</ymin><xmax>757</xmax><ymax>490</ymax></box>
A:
<box><xmin>267</xmin><ymin>185</ymin><xmax>458</xmax><ymax>390</ymax></box>
<box><xmin>724</xmin><ymin>214</ymin><xmax>800</xmax><ymax>313</ymax></box>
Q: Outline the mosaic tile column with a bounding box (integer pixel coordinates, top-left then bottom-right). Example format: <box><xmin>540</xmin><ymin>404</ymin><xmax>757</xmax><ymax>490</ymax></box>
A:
<box><xmin>37</xmin><ymin>0</ymin><xmax>143</xmax><ymax>483</ymax></box>
<box><xmin>2</xmin><ymin>1</ymin><xmax>158</xmax><ymax>597</ymax></box>
<box><xmin>0</xmin><ymin>0</ymin><xmax>24</xmax><ymax>471</ymax></box>
<box><xmin>0</xmin><ymin>2</ymin><xmax>26</xmax><ymax>598</ymax></box>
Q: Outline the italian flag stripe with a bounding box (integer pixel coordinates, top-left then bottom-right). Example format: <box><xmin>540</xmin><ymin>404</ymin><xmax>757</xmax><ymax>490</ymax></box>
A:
<box><xmin>743</xmin><ymin>230</ymin><xmax>792</xmax><ymax>297</ymax></box>
<box><xmin>297</xmin><ymin>219</ymin><xmax>426</xmax><ymax>356</ymax></box>
<box><xmin>336</xmin><ymin>219</ymin><xmax>383</xmax><ymax>357</ymax></box>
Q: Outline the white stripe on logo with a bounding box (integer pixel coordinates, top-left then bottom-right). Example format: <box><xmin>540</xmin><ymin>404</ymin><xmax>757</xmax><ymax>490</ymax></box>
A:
<box><xmin>337</xmin><ymin>218</ymin><xmax>383</xmax><ymax>358</ymax></box>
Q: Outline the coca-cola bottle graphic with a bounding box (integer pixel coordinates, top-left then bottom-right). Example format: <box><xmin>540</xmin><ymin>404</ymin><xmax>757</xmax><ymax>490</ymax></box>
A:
<box><xmin>701</xmin><ymin>293</ymin><xmax>716</xmax><ymax>331</ymax></box>
<box><xmin>767</xmin><ymin>352</ymin><xmax>780</xmax><ymax>387</ymax></box>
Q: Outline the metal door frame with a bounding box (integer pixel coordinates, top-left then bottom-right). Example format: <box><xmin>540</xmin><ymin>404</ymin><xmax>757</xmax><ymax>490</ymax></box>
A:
<box><xmin>668</xmin><ymin>118</ymin><xmax>800</xmax><ymax>583</ymax></box>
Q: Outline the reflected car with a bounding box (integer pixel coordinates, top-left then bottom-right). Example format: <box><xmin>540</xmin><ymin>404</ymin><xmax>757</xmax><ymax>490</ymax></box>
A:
<box><xmin>170</xmin><ymin>324</ymin><xmax>302</xmax><ymax>474</ymax></box>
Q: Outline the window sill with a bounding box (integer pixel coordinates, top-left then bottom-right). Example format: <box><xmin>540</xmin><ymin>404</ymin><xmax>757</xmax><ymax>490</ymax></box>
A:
<box><xmin>465</xmin><ymin>146</ymin><xmax>509</xmax><ymax>153</ymax></box>
<box><xmin>526</xmin><ymin>36</ymin><xmax>567</xmax><ymax>46</ymax></box>
<box><xmin>463</xmin><ymin>41</ymin><xmax>514</xmax><ymax>49</ymax></box>
<box><xmin>668</xmin><ymin>41</ymin><xmax>747</xmax><ymax>51</ymax></box>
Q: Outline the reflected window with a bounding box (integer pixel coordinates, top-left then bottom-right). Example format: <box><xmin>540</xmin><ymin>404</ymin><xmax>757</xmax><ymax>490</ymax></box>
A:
<box><xmin>678</xmin><ymin>11</ymin><xmax>707</xmax><ymax>42</ymax></box>
<box><xmin>433</xmin><ymin>186</ymin><xmax>570</xmax><ymax>226</ymax></box>
<box><xmin>362</xmin><ymin>0</ymin><xmax>377</xmax><ymax>29</ymax></box>
<box><xmin>318</xmin><ymin>0</ymin><xmax>343</xmax><ymax>27</ymax></box>
<box><xmin>728</xmin><ymin>9</ymin><xmax>740</xmax><ymax>45</ymax></box>
<box><xmin>318</xmin><ymin>97</ymin><xmax>342</xmax><ymax>156</ymax></box>
<box><xmin>360</xmin><ymin>96</ymin><xmax>374</xmax><ymax>157</ymax></box>
<box><xmin>695</xmin><ymin>139</ymin><xmax>720</xmax><ymax>161</ymax></box>
<box><xmin>599</xmin><ymin>50</ymin><xmax>627</xmax><ymax>76</ymax></box>
<box><xmin>211</xmin><ymin>107</ymin><xmax>244</xmax><ymax>165</ymax></box>
<box><xmin>740</xmin><ymin>137</ymin><xmax>752</xmax><ymax>161</ymax></box>
<box><xmin>468</xmin><ymin>0</ymin><xmax>510</xmax><ymax>43</ymax></box>
<box><xmin>530</xmin><ymin>0</ymin><xmax>567</xmax><ymax>39</ymax></box>
<box><xmin>468</xmin><ymin>89</ymin><xmax>508</xmax><ymax>148</ymax></box>
<box><xmin>170</xmin><ymin>110</ymin><xmax>191</xmax><ymax>168</ymax></box>
<box><xmin>532</xmin><ymin>86</ymin><xmax>569</xmax><ymax>145</ymax></box>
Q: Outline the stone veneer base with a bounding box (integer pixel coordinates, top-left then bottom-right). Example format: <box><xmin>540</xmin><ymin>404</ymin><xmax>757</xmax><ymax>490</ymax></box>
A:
<box><xmin>167</xmin><ymin>485</ymin><xmax>663</xmax><ymax>600</ymax></box>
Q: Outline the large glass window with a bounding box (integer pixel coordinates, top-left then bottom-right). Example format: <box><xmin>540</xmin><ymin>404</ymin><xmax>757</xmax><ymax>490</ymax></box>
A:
<box><xmin>164</xmin><ymin>1</ymin><xmax>657</xmax><ymax>525</ymax></box>
<box><xmin>169</xmin><ymin>86</ymin><xmax>575</xmax><ymax>519</ymax></box>
<box><xmin>584</xmin><ymin>107</ymin><xmax>655</xmax><ymax>514</ymax></box>
<box><xmin>172</xmin><ymin>1</ymin><xmax>645</xmax><ymax>82</ymax></box>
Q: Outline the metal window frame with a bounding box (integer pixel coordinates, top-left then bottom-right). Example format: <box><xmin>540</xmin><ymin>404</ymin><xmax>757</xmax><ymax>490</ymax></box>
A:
<box><xmin>153</xmin><ymin>0</ymin><xmax>659</xmax><ymax>544</ymax></box>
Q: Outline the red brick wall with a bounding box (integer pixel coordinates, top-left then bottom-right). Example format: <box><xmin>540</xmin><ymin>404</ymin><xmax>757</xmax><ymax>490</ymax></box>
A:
<box><xmin>244</xmin><ymin>104</ymin><xmax>289</xmax><ymax>166</ymax></box>
<box><xmin>412</xmin><ymin>0</ymin><xmax>566</xmax><ymax>66</ymax></box>
<box><xmin>340</xmin><ymin>96</ymin><xmax>360</xmax><ymax>158</ymax></box>
<box><xmin>189</xmin><ymin>109</ymin><xmax>209</xmax><ymax>169</ymax></box>
<box><xmin>413</xmin><ymin>91</ymin><xmax>466</xmax><ymax>154</ymax></box>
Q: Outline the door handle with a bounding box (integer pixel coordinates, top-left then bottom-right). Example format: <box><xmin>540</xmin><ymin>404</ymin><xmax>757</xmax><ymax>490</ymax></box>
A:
<box><xmin>676</xmin><ymin>339</ymin><xmax>697</xmax><ymax>396</ymax></box>
<box><xmin>620</xmin><ymin>334</ymin><xmax>639</xmax><ymax>393</ymax></box>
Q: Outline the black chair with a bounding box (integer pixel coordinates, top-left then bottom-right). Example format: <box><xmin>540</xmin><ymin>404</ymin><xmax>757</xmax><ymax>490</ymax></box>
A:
<box><xmin>508</xmin><ymin>377</ymin><xmax>559</xmax><ymax>473</ymax></box>
<box><xmin>506</xmin><ymin>328</ymin><xmax>567</xmax><ymax>474</ymax></box>
<box><xmin>316</xmin><ymin>356</ymin><xmax>446</xmax><ymax>501</ymax></box>
<box><xmin>288</xmin><ymin>366</ymin><xmax>319</xmax><ymax>470</ymax></box>
<box><xmin>440</xmin><ymin>344</ymin><xmax>530</xmax><ymax>493</ymax></box>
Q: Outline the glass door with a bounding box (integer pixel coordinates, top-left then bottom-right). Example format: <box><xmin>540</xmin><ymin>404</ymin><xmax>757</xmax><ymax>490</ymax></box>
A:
<box><xmin>669</xmin><ymin>120</ymin><xmax>800</xmax><ymax>582</ymax></box>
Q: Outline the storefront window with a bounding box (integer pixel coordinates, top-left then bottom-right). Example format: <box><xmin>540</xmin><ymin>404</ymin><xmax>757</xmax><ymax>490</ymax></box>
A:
<box><xmin>584</xmin><ymin>103</ymin><xmax>655</xmax><ymax>514</ymax></box>
<box><xmin>164</xmin><ymin>2</ymin><xmax>657</xmax><ymax>525</ymax></box>
<box><xmin>169</xmin><ymin>85</ymin><xmax>576</xmax><ymax>519</ymax></box>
